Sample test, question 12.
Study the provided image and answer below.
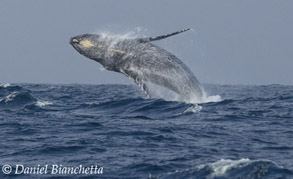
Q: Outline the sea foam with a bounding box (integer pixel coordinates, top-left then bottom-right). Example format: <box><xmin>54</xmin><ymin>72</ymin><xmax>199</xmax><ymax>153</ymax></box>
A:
<box><xmin>199</xmin><ymin>158</ymin><xmax>251</xmax><ymax>178</ymax></box>
<box><xmin>35</xmin><ymin>100</ymin><xmax>53</xmax><ymax>107</ymax></box>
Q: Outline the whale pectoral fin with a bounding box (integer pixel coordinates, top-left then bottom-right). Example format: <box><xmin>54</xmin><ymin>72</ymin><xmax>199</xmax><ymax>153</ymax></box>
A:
<box><xmin>120</xmin><ymin>70</ymin><xmax>151</xmax><ymax>98</ymax></box>
<box><xmin>137</xmin><ymin>28</ymin><xmax>190</xmax><ymax>43</ymax></box>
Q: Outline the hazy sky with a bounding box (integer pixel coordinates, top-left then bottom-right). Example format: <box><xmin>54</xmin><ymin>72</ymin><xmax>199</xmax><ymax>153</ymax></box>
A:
<box><xmin>0</xmin><ymin>0</ymin><xmax>292</xmax><ymax>85</ymax></box>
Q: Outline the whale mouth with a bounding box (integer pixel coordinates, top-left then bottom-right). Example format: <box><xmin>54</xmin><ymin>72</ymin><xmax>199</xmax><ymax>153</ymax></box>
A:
<box><xmin>69</xmin><ymin>37</ymin><xmax>82</xmax><ymax>53</ymax></box>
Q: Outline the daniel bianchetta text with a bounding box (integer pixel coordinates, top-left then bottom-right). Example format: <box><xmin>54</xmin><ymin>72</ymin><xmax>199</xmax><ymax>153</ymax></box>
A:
<box><xmin>3</xmin><ymin>164</ymin><xmax>103</xmax><ymax>175</ymax></box>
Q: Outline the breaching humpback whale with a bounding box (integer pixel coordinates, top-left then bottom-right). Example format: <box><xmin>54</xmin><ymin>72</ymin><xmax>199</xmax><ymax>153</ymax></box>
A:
<box><xmin>70</xmin><ymin>28</ymin><xmax>204</xmax><ymax>103</ymax></box>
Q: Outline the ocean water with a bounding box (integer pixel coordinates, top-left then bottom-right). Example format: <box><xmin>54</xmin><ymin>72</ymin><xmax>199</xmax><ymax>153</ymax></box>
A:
<box><xmin>0</xmin><ymin>83</ymin><xmax>293</xmax><ymax>179</ymax></box>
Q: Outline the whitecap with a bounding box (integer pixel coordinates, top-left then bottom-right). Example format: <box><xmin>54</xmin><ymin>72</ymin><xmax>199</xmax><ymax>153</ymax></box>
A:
<box><xmin>183</xmin><ymin>104</ymin><xmax>202</xmax><ymax>114</ymax></box>
<box><xmin>2</xmin><ymin>92</ymin><xmax>18</xmax><ymax>103</ymax></box>
<box><xmin>199</xmin><ymin>158</ymin><xmax>251</xmax><ymax>178</ymax></box>
<box><xmin>152</xmin><ymin>158</ymin><xmax>288</xmax><ymax>179</ymax></box>
<box><xmin>85</xmin><ymin>101</ymin><xmax>101</xmax><ymax>105</ymax></box>
<box><xmin>35</xmin><ymin>100</ymin><xmax>53</xmax><ymax>107</ymax></box>
<box><xmin>0</xmin><ymin>83</ymin><xmax>11</xmax><ymax>88</ymax></box>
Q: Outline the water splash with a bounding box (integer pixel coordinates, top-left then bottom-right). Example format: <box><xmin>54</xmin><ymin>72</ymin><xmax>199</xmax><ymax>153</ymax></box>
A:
<box><xmin>142</xmin><ymin>82</ymin><xmax>221</xmax><ymax>104</ymax></box>
<box><xmin>202</xmin><ymin>94</ymin><xmax>222</xmax><ymax>103</ymax></box>
<box><xmin>94</xmin><ymin>26</ymin><xmax>145</xmax><ymax>41</ymax></box>
<box><xmin>94</xmin><ymin>27</ymin><xmax>146</xmax><ymax>61</ymax></box>
<box><xmin>99</xmin><ymin>66</ymin><xmax>106</xmax><ymax>72</ymax></box>
<box><xmin>183</xmin><ymin>104</ymin><xmax>202</xmax><ymax>113</ymax></box>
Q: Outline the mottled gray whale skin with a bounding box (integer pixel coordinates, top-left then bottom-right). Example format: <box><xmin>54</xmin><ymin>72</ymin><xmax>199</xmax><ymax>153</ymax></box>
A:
<box><xmin>70</xmin><ymin>29</ymin><xmax>204</xmax><ymax>103</ymax></box>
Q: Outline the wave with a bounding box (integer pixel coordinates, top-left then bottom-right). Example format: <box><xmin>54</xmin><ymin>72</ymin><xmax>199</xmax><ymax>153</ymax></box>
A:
<box><xmin>35</xmin><ymin>100</ymin><xmax>53</xmax><ymax>107</ymax></box>
<box><xmin>0</xmin><ymin>83</ymin><xmax>11</xmax><ymax>88</ymax></box>
<box><xmin>0</xmin><ymin>84</ymin><xmax>23</xmax><ymax>96</ymax></box>
<box><xmin>182</xmin><ymin>104</ymin><xmax>202</xmax><ymax>114</ymax></box>
<box><xmin>140</xmin><ymin>82</ymin><xmax>222</xmax><ymax>104</ymax></box>
<box><xmin>0</xmin><ymin>86</ymin><xmax>53</xmax><ymax>110</ymax></box>
<box><xmin>153</xmin><ymin>158</ymin><xmax>293</xmax><ymax>179</ymax></box>
<box><xmin>81</xmin><ymin>97</ymin><xmax>205</xmax><ymax>119</ymax></box>
<box><xmin>0</xmin><ymin>91</ymin><xmax>37</xmax><ymax>108</ymax></box>
<box><xmin>198</xmin><ymin>158</ymin><xmax>252</xmax><ymax>178</ymax></box>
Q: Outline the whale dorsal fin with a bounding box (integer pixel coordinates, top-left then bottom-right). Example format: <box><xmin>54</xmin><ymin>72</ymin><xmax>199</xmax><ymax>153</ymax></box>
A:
<box><xmin>138</xmin><ymin>28</ymin><xmax>190</xmax><ymax>43</ymax></box>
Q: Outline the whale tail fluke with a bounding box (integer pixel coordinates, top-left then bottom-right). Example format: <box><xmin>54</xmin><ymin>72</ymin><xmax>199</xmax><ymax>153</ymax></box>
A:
<box><xmin>138</xmin><ymin>28</ymin><xmax>191</xmax><ymax>43</ymax></box>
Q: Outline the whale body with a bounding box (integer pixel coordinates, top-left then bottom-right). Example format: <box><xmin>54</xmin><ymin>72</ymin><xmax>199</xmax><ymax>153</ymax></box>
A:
<box><xmin>70</xmin><ymin>29</ymin><xmax>204</xmax><ymax>103</ymax></box>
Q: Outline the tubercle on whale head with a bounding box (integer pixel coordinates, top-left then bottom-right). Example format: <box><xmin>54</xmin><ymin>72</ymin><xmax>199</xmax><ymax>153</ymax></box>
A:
<box><xmin>69</xmin><ymin>34</ymin><xmax>106</xmax><ymax>63</ymax></box>
<box><xmin>70</xmin><ymin>33</ymin><xmax>128</xmax><ymax>71</ymax></box>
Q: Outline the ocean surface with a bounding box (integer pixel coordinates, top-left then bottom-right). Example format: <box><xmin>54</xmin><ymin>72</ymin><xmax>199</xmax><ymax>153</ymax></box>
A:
<box><xmin>0</xmin><ymin>83</ymin><xmax>292</xmax><ymax>179</ymax></box>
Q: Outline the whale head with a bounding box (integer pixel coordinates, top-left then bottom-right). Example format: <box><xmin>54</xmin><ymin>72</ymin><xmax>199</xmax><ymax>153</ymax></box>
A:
<box><xmin>70</xmin><ymin>34</ymin><xmax>106</xmax><ymax>63</ymax></box>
